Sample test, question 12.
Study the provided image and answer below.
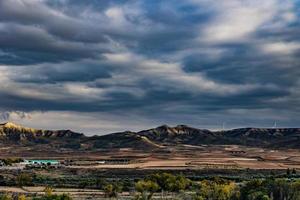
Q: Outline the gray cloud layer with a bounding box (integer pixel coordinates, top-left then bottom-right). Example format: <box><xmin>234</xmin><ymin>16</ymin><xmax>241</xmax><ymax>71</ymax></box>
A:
<box><xmin>0</xmin><ymin>0</ymin><xmax>299</xmax><ymax>133</ymax></box>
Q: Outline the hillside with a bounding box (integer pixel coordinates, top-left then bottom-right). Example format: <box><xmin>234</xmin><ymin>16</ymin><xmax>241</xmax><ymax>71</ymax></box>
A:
<box><xmin>0</xmin><ymin>122</ymin><xmax>300</xmax><ymax>150</ymax></box>
<box><xmin>223</xmin><ymin>127</ymin><xmax>300</xmax><ymax>148</ymax></box>
<box><xmin>0</xmin><ymin>122</ymin><xmax>83</xmax><ymax>144</ymax></box>
<box><xmin>137</xmin><ymin>125</ymin><xmax>222</xmax><ymax>145</ymax></box>
<box><xmin>136</xmin><ymin>125</ymin><xmax>300</xmax><ymax>148</ymax></box>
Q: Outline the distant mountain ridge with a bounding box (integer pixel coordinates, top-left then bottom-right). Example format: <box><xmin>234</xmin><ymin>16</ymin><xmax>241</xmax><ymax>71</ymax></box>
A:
<box><xmin>0</xmin><ymin>122</ymin><xmax>300</xmax><ymax>150</ymax></box>
<box><xmin>0</xmin><ymin>122</ymin><xmax>83</xmax><ymax>143</ymax></box>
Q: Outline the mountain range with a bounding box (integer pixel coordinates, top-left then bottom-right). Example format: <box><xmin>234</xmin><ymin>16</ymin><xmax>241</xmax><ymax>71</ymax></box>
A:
<box><xmin>1</xmin><ymin>122</ymin><xmax>300</xmax><ymax>150</ymax></box>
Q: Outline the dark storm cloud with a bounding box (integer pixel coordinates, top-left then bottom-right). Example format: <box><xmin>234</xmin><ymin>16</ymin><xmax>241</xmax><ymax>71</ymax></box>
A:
<box><xmin>182</xmin><ymin>44</ymin><xmax>300</xmax><ymax>86</ymax></box>
<box><xmin>0</xmin><ymin>0</ymin><xmax>108</xmax><ymax>43</ymax></box>
<box><xmin>0</xmin><ymin>23</ymin><xmax>109</xmax><ymax>64</ymax></box>
<box><xmin>0</xmin><ymin>0</ymin><xmax>300</xmax><ymax>131</ymax></box>
<box><xmin>45</xmin><ymin>0</ymin><xmax>131</xmax><ymax>11</ymax></box>
<box><xmin>13</xmin><ymin>62</ymin><xmax>112</xmax><ymax>83</ymax></box>
<box><xmin>106</xmin><ymin>1</ymin><xmax>214</xmax><ymax>57</ymax></box>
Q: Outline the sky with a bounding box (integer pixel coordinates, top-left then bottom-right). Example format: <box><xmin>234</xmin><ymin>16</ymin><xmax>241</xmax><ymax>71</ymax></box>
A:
<box><xmin>0</xmin><ymin>0</ymin><xmax>300</xmax><ymax>135</ymax></box>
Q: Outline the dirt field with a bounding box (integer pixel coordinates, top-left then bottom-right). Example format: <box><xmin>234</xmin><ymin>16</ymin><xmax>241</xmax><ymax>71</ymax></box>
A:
<box><xmin>1</xmin><ymin>144</ymin><xmax>299</xmax><ymax>199</ymax></box>
<box><xmin>1</xmin><ymin>144</ymin><xmax>300</xmax><ymax>170</ymax></box>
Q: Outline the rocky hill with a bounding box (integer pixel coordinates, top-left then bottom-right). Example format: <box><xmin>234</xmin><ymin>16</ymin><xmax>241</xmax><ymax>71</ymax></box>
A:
<box><xmin>223</xmin><ymin>127</ymin><xmax>300</xmax><ymax>148</ymax></box>
<box><xmin>137</xmin><ymin>125</ymin><xmax>222</xmax><ymax>145</ymax></box>
<box><xmin>0</xmin><ymin>122</ymin><xmax>83</xmax><ymax>144</ymax></box>
<box><xmin>0</xmin><ymin>122</ymin><xmax>300</xmax><ymax>150</ymax></box>
<box><xmin>136</xmin><ymin>125</ymin><xmax>300</xmax><ymax>148</ymax></box>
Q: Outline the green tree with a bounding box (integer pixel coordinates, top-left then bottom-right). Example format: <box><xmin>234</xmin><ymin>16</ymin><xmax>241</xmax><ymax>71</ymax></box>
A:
<box><xmin>135</xmin><ymin>180</ymin><xmax>159</xmax><ymax>200</ymax></box>
<box><xmin>44</xmin><ymin>186</ymin><xmax>53</xmax><ymax>197</ymax></box>
<box><xmin>172</xmin><ymin>175</ymin><xmax>191</xmax><ymax>192</ymax></box>
<box><xmin>193</xmin><ymin>195</ymin><xmax>205</xmax><ymax>200</ymax></box>
<box><xmin>104</xmin><ymin>183</ymin><xmax>122</xmax><ymax>199</ymax></box>
<box><xmin>17</xmin><ymin>173</ymin><xmax>32</xmax><ymax>187</ymax></box>
<box><xmin>196</xmin><ymin>179</ymin><xmax>237</xmax><ymax>200</ymax></box>
<box><xmin>240</xmin><ymin>179</ymin><xmax>266</xmax><ymax>200</ymax></box>
<box><xmin>146</xmin><ymin>173</ymin><xmax>192</xmax><ymax>199</ymax></box>
<box><xmin>287</xmin><ymin>168</ymin><xmax>291</xmax><ymax>176</ymax></box>
<box><xmin>247</xmin><ymin>192</ymin><xmax>270</xmax><ymax>200</ymax></box>
<box><xmin>18</xmin><ymin>194</ymin><xmax>27</xmax><ymax>200</ymax></box>
<box><xmin>290</xmin><ymin>180</ymin><xmax>300</xmax><ymax>200</ymax></box>
<box><xmin>96</xmin><ymin>178</ymin><xmax>106</xmax><ymax>189</ymax></box>
<box><xmin>0</xmin><ymin>194</ymin><xmax>13</xmax><ymax>200</ymax></box>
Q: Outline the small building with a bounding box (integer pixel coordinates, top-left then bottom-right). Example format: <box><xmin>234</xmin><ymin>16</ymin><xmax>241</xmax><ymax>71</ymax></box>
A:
<box><xmin>23</xmin><ymin>159</ymin><xmax>60</xmax><ymax>167</ymax></box>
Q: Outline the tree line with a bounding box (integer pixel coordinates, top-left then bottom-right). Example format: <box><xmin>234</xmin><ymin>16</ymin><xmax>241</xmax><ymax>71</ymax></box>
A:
<box><xmin>1</xmin><ymin>173</ymin><xmax>300</xmax><ymax>200</ymax></box>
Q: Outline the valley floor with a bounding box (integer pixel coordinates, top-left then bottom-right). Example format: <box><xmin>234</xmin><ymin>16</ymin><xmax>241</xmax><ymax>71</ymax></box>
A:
<box><xmin>1</xmin><ymin>144</ymin><xmax>300</xmax><ymax>170</ymax></box>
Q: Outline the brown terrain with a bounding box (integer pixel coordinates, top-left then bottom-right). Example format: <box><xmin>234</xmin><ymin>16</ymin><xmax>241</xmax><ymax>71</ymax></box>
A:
<box><xmin>1</xmin><ymin>122</ymin><xmax>300</xmax><ymax>170</ymax></box>
<box><xmin>1</xmin><ymin>122</ymin><xmax>300</xmax><ymax>199</ymax></box>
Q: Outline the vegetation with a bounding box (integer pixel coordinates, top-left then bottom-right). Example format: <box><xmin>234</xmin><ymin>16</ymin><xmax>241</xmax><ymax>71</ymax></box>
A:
<box><xmin>192</xmin><ymin>179</ymin><xmax>238</xmax><ymax>200</ymax></box>
<box><xmin>0</xmin><ymin>194</ymin><xmax>73</xmax><ymax>200</ymax></box>
<box><xmin>18</xmin><ymin>194</ymin><xmax>27</xmax><ymax>200</ymax></box>
<box><xmin>44</xmin><ymin>186</ymin><xmax>54</xmax><ymax>197</ymax></box>
<box><xmin>1</xmin><ymin>173</ymin><xmax>300</xmax><ymax>199</ymax></box>
<box><xmin>133</xmin><ymin>173</ymin><xmax>300</xmax><ymax>200</ymax></box>
<box><xmin>133</xmin><ymin>173</ymin><xmax>192</xmax><ymax>199</ymax></box>
<box><xmin>0</xmin><ymin>193</ymin><xmax>12</xmax><ymax>200</ymax></box>
<box><xmin>17</xmin><ymin>173</ymin><xmax>33</xmax><ymax>187</ymax></box>
<box><xmin>135</xmin><ymin>180</ymin><xmax>159</xmax><ymax>200</ymax></box>
<box><xmin>0</xmin><ymin>158</ymin><xmax>23</xmax><ymax>166</ymax></box>
<box><xmin>239</xmin><ymin>178</ymin><xmax>300</xmax><ymax>200</ymax></box>
<box><xmin>103</xmin><ymin>183</ymin><xmax>123</xmax><ymax>199</ymax></box>
<box><xmin>0</xmin><ymin>185</ymin><xmax>72</xmax><ymax>200</ymax></box>
<box><xmin>147</xmin><ymin>173</ymin><xmax>192</xmax><ymax>192</ymax></box>
<box><xmin>32</xmin><ymin>194</ymin><xmax>72</xmax><ymax>200</ymax></box>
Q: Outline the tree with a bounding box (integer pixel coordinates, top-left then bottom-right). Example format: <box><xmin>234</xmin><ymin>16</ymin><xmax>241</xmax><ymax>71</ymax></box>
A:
<box><xmin>59</xmin><ymin>194</ymin><xmax>73</xmax><ymax>200</ymax></box>
<box><xmin>78</xmin><ymin>180</ymin><xmax>88</xmax><ymax>189</ymax></box>
<box><xmin>193</xmin><ymin>195</ymin><xmax>205</xmax><ymax>200</ymax></box>
<box><xmin>1</xmin><ymin>158</ymin><xmax>23</xmax><ymax>166</ymax></box>
<box><xmin>287</xmin><ymin>168</ymin><xmax>291</xmax><ymax>176</ymax></box>
<box><xmin>44</xmin><ymin>186</ymin><xmax>53</xmax><ymax>197</ymax></box>
<box><xmin>240</xmin><ymin>179</ymin><xmax>265</xmax><ymax>200</ymax></box>
<box><xmin>0</xmin><ymin>194</ymin><xmax>12</xmax><ymax>200</ymax></box>
<box><xmin>287</xmin><ymin>180</ymin><xmax>300</xmax><ymax>200</ymax></box>
<box><xmin>135</xmin><ymin>180</ymin><xmax>159</xmax><ymax>200</ymax></box>
<box><xmin>18</xmin><ymin>194</ymin><xmax>27</xmax><ymax>200</ymax></box>
<box><xmin>96</xmin><ymin>178</ymin><xmax>106</xmax><ymax>189</ymax></box>
<box><xmin>196</xmin><ymin>179</ymin><xmax>237</xmax><ymax>200</ymax></box>
<box><xmin>148</xmin><ymin>173</ymin><xmax>173</xmax><ymax>191</ymax></box>
<box><xmin>17</xmin><ymin>173</ymin><xmax>32</xmax><ymax>187</ymax></box>
<box><xmin>104</xmin><ymin>184</ymin><xmax>114</xmax><ymax>198</ymax></box>
<box><xmin>172</xmin><ymin>175</ymin><xmax>191</xmax><ymax>192</ymax></box>
<box><xmin>247</xmin><ymin>192</ymin><xmax>270</xmax><ymax>200</ymax></box>
<box><xmin>104</xmin><ymin>183</ymin><xmax>123</xmax><ymax>199</ymax></box>
<box><xmin>148</xmin><ymin>173</ymin><xmax>191</xmax><ymax>193</ymax></box>
<box><xmin>261</xmin><ymin>195</ymin><xmax>271</xmax><ymax>200</ymax></box>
